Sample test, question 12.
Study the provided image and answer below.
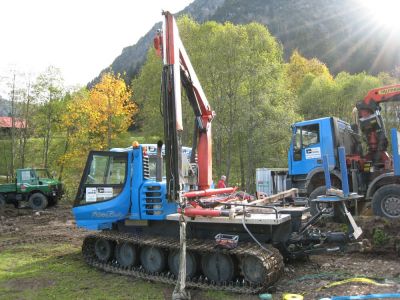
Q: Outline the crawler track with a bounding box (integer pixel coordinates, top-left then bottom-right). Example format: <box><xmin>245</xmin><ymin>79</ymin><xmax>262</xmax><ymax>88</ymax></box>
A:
<box><xmin>82</xmin><ymin>231</ymin><xmax>284</xmax><ymax>294</ymax></box>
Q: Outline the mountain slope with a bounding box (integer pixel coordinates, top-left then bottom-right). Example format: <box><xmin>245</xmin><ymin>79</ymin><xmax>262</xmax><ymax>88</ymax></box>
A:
<box><xmin>90</xmin><ymin>0</ymin><xmax>225</xmax><ymax>86</ymax></box>
<box><xmin>92</xmin><ymin>0</ymin><xmax>400</xmax><ymax>85</ymax></box>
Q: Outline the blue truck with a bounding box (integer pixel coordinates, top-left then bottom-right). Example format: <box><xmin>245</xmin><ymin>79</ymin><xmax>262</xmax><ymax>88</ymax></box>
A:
<box><xmin>287</xmin><ymin>84</ymin><xmax>400</xmax><ymax>219</ymax></box>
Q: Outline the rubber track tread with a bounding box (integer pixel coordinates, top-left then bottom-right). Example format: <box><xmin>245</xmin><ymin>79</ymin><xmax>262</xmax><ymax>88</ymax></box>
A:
<box><xmin>82</xmin><ymin>231</ymin><xmax>284</xmax><ymax>294</ymax></box>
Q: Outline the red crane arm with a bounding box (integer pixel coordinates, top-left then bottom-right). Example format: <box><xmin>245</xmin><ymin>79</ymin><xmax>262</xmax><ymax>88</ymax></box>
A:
<box><xmin>355</xmin><ymin>84</ymin><xmax>400</xmax><ymax>166</ymax></box>
<box><xmin>363</xmin><ymin>84</ymin><xmax>400</xmax><ymax>105</ymax></box>
<box><xmin>154</xmin><ymin>11</ymin><xmax>214</xmax><ymax>194</ymax></box>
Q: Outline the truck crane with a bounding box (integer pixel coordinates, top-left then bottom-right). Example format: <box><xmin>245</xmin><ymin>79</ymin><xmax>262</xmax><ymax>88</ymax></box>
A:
<box><xmin>355</xmin><ymin>84</ymin><xmax>400</xmax><ymax>165</ymax></box>
<box><xmin>72</xmin><ymin>11</ymin><xmax>362</xmax><ymax>294</ymax></box>
<box><xmin>287</xmin><ymin>84</ymin><xmax>400</xmax><ymax>219</ymax></box>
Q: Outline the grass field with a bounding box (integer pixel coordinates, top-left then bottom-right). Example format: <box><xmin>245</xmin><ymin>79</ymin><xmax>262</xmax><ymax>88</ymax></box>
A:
<box><xmin>0</xmin><ymin>242</ymin><xmax>237</xmax><ymax>300</ymax></box>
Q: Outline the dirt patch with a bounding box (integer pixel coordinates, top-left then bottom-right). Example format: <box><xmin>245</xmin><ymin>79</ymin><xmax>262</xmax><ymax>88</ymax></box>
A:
<box><xmin>275</xmin><ymin>252</ymin><xmax>400</xmax><ymax>298</ymax></box>
<box><xmin>6</xmin><ymin>278</ymin><xmax>55</xmax><ymax>292</ymax></box>
<box><xmin>0</xmin><ymin>205</ymin><xmax>87</xmax><ymax>249</ymax></box>
<box><xmin>356</xmin><ymin>216</ymin><xmax>400</xmax><ymax>254</ymax></box>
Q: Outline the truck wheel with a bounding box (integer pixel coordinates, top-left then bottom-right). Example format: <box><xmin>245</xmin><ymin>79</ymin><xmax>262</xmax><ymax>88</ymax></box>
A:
<box><xmin>372</xmin><ymin>184</ymin><xmax>400</xmax><ymax>219</ymax></box>
<box><xmin>308</xmin><ymin>186</ymin><xmax>333</xmax><ymax>216</ymax></box>
<box><xmin>0</xmin><ymin>194</ymin><xmax>5</xmax><ymax>210</ymax></box>
<box><xmin>29</xmin><ymin>193</ymin><xmax>48</xmax><ymax>210</ymax></box>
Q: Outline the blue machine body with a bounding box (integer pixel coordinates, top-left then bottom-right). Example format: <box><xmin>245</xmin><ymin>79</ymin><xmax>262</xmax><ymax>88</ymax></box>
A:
<box><xmin>391</xmin><ymin>128</ymin><xmax>400</xmax><ymax>176</ymax></box>
<box><xmin>72</xmin><ymin>146</ymin><xmax>177</xmax><ymax>231</ymax></box>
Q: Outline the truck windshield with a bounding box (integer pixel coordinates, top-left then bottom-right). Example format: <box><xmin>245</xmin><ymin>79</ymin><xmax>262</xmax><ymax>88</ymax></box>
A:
<box><xmin>36</xmin><ymin>169</ymin><xmax>51</xmax><ymax>179</ymax></box>
<box><xmin>86</xmin><ymin>154</ymin><xmax>126</xmax><ymax>185</ymax></box>
<box><xmin>74</xmin><ymin>151</ymin><xmax>128</xmax><ymax>206</ymax></box>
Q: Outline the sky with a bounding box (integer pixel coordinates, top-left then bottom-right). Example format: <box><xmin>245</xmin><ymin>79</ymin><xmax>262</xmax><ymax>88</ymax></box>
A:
<box><xmin>0</xmin><ymin>0</ymin><xmax>194</xmax><ymax>89</ymax></box>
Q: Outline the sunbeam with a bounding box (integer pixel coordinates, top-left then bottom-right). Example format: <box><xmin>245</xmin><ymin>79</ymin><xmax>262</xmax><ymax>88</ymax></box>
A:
<box><xmin>359</xmin><ymin>0</ymin><xmax>400</xmax><ymax>30</ymax></box>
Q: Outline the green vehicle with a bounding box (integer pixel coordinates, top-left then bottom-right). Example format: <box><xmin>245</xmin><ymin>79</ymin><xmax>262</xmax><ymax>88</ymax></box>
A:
<box><xmin>0</xmin><ymin>168</ymin><xmax>63</xmax><ymax>210</ymax></box>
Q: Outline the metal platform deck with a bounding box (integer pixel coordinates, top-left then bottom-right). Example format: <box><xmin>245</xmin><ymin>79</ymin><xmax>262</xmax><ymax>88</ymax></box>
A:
<box><xmin>166</xmin><ymin>212</ymin><xmax>292</xmax><ymax>225</ymax></box>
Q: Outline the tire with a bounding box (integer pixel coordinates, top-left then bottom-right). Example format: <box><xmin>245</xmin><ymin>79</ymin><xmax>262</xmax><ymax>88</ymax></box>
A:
<box><xmin>116</xmin><ymin>242</ymin><xmax>138</xmax><ymax>267</ymax></box>
<box><xmin>372</xmin><ymin>184</ymin><xmax>400</xmax><ymax>219</ymax></box>
<box><xmin>0</xmin><ymin>194</ymin><xmax>5</xmax><ymax>207</ymax></box>
<box><xmin>140</xmin><ymin>246</ymin><xmax>167</xmax><ymax>273</ymax></box>
<box><xmin>28</xmin><ymin>193</ymin><xmax>48</xmax><ymax>210</ymax></box>
<box><xmin>168</xmin><ymin>250</ymin><xmax>198</xmax><ymax>279</ymax></box>
<box><xmin>201</xmin><ymin>252</ymin><xmax>236</xmax><ymax>283</ymax></box>
<box><xmin>308</xmin><ymin>186</ymin><xmax>333</xmax><ymax>216</ymax></box>
<box><xmin>94</xmin><ymin>239</ymin><xmax>114</xmax><ymax>262</ymax></box>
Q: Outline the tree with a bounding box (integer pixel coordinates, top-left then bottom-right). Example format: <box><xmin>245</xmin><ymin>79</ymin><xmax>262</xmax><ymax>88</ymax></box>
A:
<box><xmin>59</xmin><ymin>73</ymin><xmax>136</xmax><ymax>193</ymax></box>
<box><xmin>87</xmin><ymin>73</ymin><xmax>136</xmax><ymax>149</ymax></box>
<box><xmin>0</xmin><ymin>70</ymin><xmax>33</xmax><ymax>178</ymax></box>
<box><xmin>286</xmin><ymin>50</ymin><xmax>333</xmax><ymax>93</ymax></box>
<box><xmin>297</xmin><ymin>71</ymin><xmax>384</xmax><ymax>121</ymax></box>
<box><xmin>133</xmin><ymin>16</ymin><xmax>299</xmax><ymax>191</ymax></box>
<box><xmin>17</xmin><ymin>74</ymin><xmax>34</xmax><ymax>169</ymax></box>
<box><xmin>9</xmin><ymin>72</ymin><xmax>17</xmax><ymax>179</ymax></box>
<box><xmin>33</xmin><ymin>66</ymin><xmax>65</xmax><ymax>168</ymax></box>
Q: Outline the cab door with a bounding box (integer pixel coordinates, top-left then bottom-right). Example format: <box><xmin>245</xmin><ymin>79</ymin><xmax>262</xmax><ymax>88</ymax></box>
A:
<box><xmin>18</xmin><ymin>169</ymin><xmax>38</xmax><ymax>192</ymax></box>
<box><xmin>290</xmin><ymin>123</ymin><xmax>323</xmax><ymax>175</ymax></box>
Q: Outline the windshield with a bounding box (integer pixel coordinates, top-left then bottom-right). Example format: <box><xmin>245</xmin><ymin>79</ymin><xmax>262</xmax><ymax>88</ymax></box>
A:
<box><xmin>36</xmin><ymin>169</ymin><xmax>51</xmax><ymax>179</ymax></box>
<box><xmin>85</xmin><ymin>154</ymin><xmax>126</xmax><ymax>185</ymax></box>
<box><xmin>75</xmin><ymin>151</ymin><xmax>128</xmax><ymax>206</ymax></box>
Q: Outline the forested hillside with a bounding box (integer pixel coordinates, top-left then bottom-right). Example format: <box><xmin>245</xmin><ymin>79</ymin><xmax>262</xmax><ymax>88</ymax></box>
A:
<box><xmin>94</xmin><ymin>0</ymin><xmax>400</xmax><ymax>85</ymax></box>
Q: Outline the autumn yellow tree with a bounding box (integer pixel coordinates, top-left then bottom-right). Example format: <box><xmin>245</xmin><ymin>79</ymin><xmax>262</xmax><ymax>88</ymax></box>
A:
<box><xmin>286</xmin><ymin>50</ymin><xmax>333</xmax><ymax>93</ymax></box>
<box><xmin>88</xmin><ymin>73</ymin><xmax>136</xmax><ymax>148</ymax></box>
<box><xmin>62</xmin><ymin>73</ymin><xmax>136</xmax><ymax>151</ymax></box>
<box><xmin>59</xmin><ymin>73</ymin><xmax>136</xmax><ymax>196</ymax></box>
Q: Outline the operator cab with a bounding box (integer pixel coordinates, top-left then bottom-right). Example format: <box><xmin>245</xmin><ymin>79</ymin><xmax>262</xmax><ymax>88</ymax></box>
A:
<box><xmin>72</xmin><ymin>144</ymin><xmax>194</xmax><ymax>230</ymax></box>
<box><xmin>74</xmin><ymin>151</ymin><xmax>129</xmax><ymax>206</ymax></box>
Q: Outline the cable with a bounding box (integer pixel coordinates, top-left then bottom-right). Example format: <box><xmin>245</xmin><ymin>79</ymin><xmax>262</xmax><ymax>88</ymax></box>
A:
<box><xmin>241</xmin><ymin>207</ymin><xmax>273</xmax><ymax>255</ymax></box>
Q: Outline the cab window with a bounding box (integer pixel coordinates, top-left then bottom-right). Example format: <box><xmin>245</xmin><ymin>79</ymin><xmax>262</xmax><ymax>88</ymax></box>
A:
<box><xmin>21</xmin><ymin>170</ymin><xmax>32</xmax><ymax>181</ymax></box>
<box><xmin>75</xmin><ymin>152</ymin><xmax>128</xmax><ymax>206</ymax></box>
<box><xmin>293</xmin><ymin>124</ymin><xmax>320</xmax><ymax>161</ymax></box>
<box><xmin>301</xmin><ymin>124</ymin><xmax>320</xmax><ymax>147</ymax></box>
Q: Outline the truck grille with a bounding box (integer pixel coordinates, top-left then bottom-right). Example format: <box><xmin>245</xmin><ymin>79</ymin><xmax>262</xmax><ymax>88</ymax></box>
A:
<box><xmin>143</xmin><ymin>185</ymin><xmax>162</xmax><ymax>216</ymax></box>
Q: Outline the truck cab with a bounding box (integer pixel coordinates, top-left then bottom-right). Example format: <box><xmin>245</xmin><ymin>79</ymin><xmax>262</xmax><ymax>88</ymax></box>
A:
<box><xmin>288</xmin><ymin>117</ymin><xmax>360</xmax><ymax>195</ymax></box>
<box><xmin>0</xmin><ymin>168</ymin><xmax>63</xmax><ymax>210</ymax></box>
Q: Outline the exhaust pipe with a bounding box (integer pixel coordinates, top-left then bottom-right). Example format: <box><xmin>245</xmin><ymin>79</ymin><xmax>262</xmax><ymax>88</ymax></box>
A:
<box><xmin>156</xmin><ymin>140</ymin><xmax>163</xmax><ymax>182</ymax></box>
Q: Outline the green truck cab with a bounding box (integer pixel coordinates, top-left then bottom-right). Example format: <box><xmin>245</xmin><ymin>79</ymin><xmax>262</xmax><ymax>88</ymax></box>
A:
<box><xmin>0</xmin><ymin>168</ymin><xmax>63</xmax><ymax>210</ymax></box>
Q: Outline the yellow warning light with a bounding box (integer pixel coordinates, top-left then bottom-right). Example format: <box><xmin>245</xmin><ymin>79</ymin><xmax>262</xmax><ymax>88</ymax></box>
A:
<box><xmin>132</xmin><ymin>141</ymin><xmax>140</xmax><ymax>148</ymax></box>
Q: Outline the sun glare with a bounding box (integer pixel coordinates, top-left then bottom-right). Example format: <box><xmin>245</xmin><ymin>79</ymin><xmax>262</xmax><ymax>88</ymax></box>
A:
<box><xmin>360</xmin><ymin>0</ymin><xmax>400</xmax><ymax>30</ymax></box>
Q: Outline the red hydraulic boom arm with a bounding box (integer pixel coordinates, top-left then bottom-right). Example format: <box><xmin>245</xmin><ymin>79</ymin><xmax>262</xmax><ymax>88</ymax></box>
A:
<box><xmin>154</xmin><ymin>11</ymin><xmax>215</xmax><ymax>201</ymax></box>
<box><xmin>355</xmin><ymin>84</ymin><xmax>400</xmax><ymax>165</ymax></box>
<box><xmin>363</xmin><ymin>84</ymin><xmax>400</xmax><ymax>105</ymax></box>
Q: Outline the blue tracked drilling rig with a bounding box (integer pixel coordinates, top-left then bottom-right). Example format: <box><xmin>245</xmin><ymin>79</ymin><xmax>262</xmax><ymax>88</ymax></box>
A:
<box><xmin>72</xmin><ymin>11</ymin><xmax>362</xmax><ymax>294</ymax></box>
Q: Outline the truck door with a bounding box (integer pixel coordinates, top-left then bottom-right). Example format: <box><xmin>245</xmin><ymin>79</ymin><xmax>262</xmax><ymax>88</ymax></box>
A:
<box><xmin>290</xmin><ymin>123</ymin><xmax>323</xmax><ymax>175</ymax></box>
